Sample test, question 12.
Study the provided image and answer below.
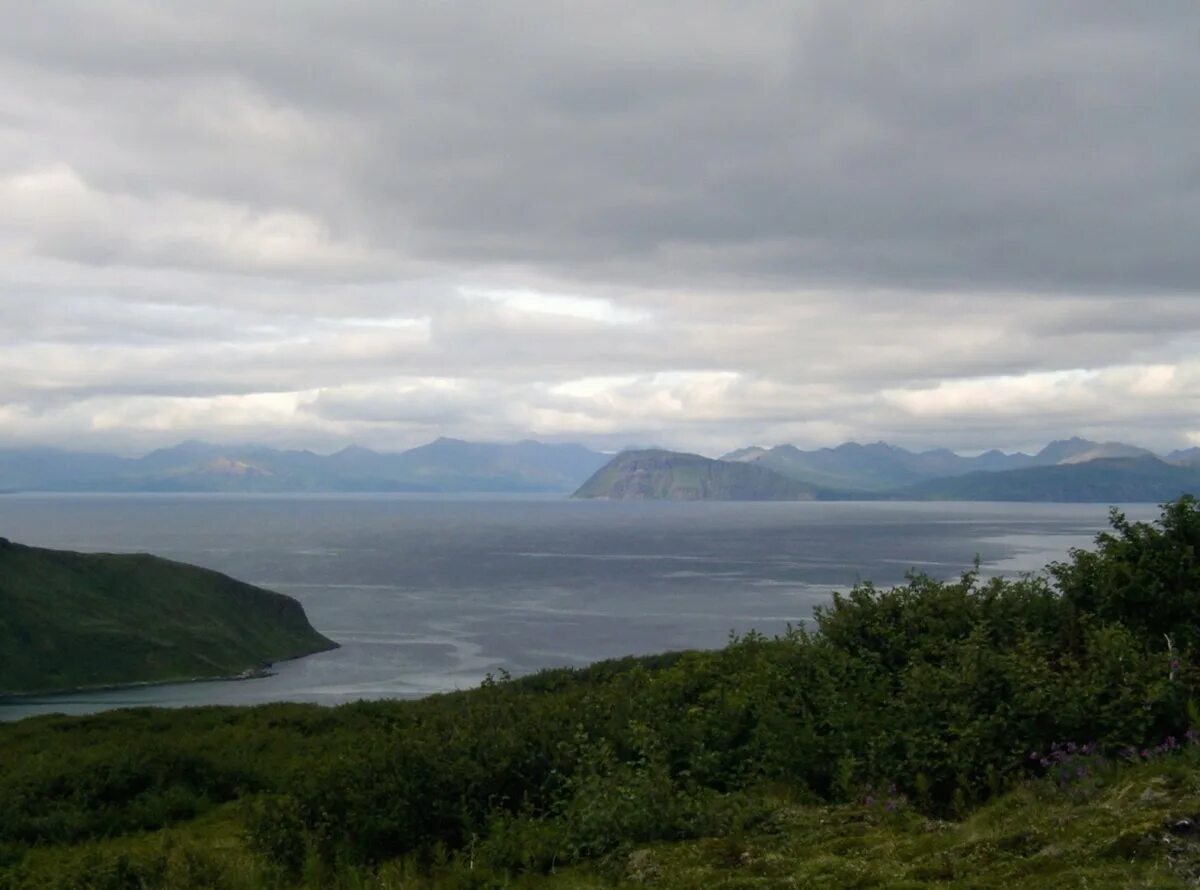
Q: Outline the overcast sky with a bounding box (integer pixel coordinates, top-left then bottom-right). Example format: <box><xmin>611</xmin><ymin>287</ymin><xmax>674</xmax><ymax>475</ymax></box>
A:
<box><xmin>2</xmin><ymin>2</ymin><xmax>1198</xmax><ymax>456</ymax></box>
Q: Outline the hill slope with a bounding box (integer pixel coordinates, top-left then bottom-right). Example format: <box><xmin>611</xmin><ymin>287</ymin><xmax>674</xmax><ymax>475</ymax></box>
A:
<box><xmin>899</xmin><ymin>456</ymin><xmax>1200</xmax><ymax>502</ymax></box>
<box><xmin>0</xmin><ymin>539</ymin><xmax>336</xmax><ymax>695</ymax></box>
<box><xmin>572</xmin><ymin>449</ymin><xmax>818</xmax><ymax>500</ymax></box>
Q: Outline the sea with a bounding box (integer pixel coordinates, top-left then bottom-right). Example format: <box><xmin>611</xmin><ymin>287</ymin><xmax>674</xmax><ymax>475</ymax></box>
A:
<box><xmin>0</xmin><ymin>494</ymin><xmax>1160</xmax><ymax>721</ymax></box>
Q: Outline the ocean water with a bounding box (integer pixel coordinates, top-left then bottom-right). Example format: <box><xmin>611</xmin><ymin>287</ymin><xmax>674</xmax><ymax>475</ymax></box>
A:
<box><xmin>0</xmin><ymin>494</ymin><xmax>1158</xmax><ymax>720</ymax></box>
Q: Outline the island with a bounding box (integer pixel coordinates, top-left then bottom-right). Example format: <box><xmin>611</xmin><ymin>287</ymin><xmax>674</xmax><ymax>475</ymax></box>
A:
<box><xmin>571</xmin><ymin>448</ymin><xmax>818</xmax><ymax>500</ymax></box>
<box><xmin>0</xmin><ymin>537</ymin><xmax>336</xmax><ymax>696</ymax></box>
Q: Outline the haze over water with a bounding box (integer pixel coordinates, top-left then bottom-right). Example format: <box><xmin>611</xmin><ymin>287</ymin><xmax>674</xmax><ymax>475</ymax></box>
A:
<box><xmin>0</xmin><ymin>495</ymin><xmax>1158</xmax><ymax>720</ymax></box>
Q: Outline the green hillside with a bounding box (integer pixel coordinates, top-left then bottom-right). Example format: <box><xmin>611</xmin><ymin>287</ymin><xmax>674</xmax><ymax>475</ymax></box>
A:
<box><xmin>1</xmin><ymin>498</ymin><xmax>1198</xmax><ymax>888</ymax></box>
<box><xmin>900</xmin><ymin>456</ymin><xmax>1200</xmax><ymax>502</ymax></box>
<box><xmin>572</xmin><ymin>449</ymin><xmax>818</xmax><ymax>500</ymax></box>
<box><xmin>0</xmin><ymin>539</ymin><xmax>336</xmax><ymax>695</ymax></box>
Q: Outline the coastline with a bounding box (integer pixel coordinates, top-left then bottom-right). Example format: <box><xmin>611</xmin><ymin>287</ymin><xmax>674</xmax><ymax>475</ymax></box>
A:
<box><xmin>0</xmin><ymin>641</ymin><xmax>339</xmax><ymax>706</ymax></box>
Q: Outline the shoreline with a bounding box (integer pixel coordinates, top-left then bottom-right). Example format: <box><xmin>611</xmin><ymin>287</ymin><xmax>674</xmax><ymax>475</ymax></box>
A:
<box><xmin>0</xmin><ymin>667</ymin><xmax>276</xmax><ymax>705</ymax></box>
<box><xmin>0</xmin><ymin>641</ymin><xmax>339</xmax><ymax>706</ymax></box>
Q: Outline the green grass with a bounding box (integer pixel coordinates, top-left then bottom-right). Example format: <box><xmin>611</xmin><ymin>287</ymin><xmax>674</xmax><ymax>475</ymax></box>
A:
<box><xmin>574</xmin><ymin>762</ymin><xmax>1200</xmax><ymax>888</ymax></box>
<box><xmin>0</xmin><ymin>538</ymin><xmax>335</xmax><ymax>695</ymax></box>
<box><xmin>7</xmin><ymin>755</ymin><xmax>1200</xmax><ymax>888</ymax></box>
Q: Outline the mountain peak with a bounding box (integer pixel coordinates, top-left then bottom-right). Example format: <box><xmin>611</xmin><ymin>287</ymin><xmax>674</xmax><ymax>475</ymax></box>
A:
<box><xmin>150</xmin><ymin>438</ymin><xmax>218</xmax><ymax>454</ymax></box>
<box><xmin>333</xmin><ymin>444</ymin><xmax>378</xmax><ymax>458</ymax></box>
<box><xmin>1036</xmin><ymin>438</ymin><xmax>1152</xmax><ymax>465</ymax></box>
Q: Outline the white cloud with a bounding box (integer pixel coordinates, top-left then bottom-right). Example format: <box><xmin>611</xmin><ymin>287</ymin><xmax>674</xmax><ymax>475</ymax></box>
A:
<box><xmin>0</xmin><ymin>165</ymin><xmax>392</xmax><ymax>277</ymax></box>
<box><xmin>459</xmin><ymin>287</ymin><xmax>651</xmax><ymax>326</ymax></box>
<box><xmin>0</xmin><ymin>3</ymin><xmax>1198</xmax><ymax>455</ymax></box>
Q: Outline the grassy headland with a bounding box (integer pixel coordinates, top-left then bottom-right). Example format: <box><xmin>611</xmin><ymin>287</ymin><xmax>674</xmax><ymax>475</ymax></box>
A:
<box><xmin>0</xmin><ymin>539</ymin><xmax>336</xmax><ymax>696</ymax></box>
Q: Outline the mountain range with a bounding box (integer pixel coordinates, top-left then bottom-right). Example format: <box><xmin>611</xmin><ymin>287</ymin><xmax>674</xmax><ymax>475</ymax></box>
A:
<box><xmin>893</xmin><ymin>457</ymin><xmax>1200</xmax><ymax>502</ymax></box>
<box><xmin>720</xmin><ymin>436</ymin><xmax>1162</xmax><ymax>491</ymax></box>
<box><xmin>1</xmin><ymin>435</ymin><xmax>1198</xmax><ymax>500</ymax></box>
<box><xmin>0</xmin><ymin>438</ymin><xmax>611</xmax><ymax>494</ymax></box>
<box><xmin>574</xmin><ymin>437</ymin><xmax>1200</xmax><ymax>502</ymax></box>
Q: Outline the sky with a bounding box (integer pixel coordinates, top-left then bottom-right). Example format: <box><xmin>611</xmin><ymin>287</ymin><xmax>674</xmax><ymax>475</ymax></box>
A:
<box><xmin>1</xmin><ymin>2</ymin><xmax>1198</xmax><ymax>457</ymax></box>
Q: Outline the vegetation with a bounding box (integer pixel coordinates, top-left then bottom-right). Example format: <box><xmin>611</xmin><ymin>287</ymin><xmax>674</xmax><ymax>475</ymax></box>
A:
<box><xmin>572</xmin><ymin>449</ymin><xmax>817</xmax><ymax>500</ymax></box>
<box><xmin>1</xmin><ymin>497</ymin><xmax>1199</xmax><ymax>887</ymax></box>
<box><xmin>0</xmin><ymin>539</ymin><xmax>336</xmax><ymax>695</ymax></box>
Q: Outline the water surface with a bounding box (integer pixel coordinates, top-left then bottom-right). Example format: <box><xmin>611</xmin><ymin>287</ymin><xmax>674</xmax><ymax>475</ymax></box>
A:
<box><xmin>0</xmin><ymin>495</ymin><xmax>1155</xmax><ymax>719</ymax></box>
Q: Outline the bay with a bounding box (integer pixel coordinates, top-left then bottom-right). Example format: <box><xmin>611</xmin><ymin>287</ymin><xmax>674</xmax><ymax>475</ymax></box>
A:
<box><xmin>0</xmin><ymin>494</ymin><xmax>1158</xmax><ymax>720</ymax></box>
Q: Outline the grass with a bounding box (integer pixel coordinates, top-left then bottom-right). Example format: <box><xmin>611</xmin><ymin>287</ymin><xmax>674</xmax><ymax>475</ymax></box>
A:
<box><xmin>540</xmin><ymin>757</ymin><xmax>1200</xmax><ymax>888</ymax></box>
<box><xmin>8</xmin><ymin>755</ymin><xmax>1200</xmax><ymax>888</ymax></box>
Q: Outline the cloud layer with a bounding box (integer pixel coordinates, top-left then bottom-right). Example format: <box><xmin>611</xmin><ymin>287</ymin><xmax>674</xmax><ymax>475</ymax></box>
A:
<box><xmin>1</xmin><ymin>2</ymin><xmax>1198</xmax><ymax>455</ymax></box>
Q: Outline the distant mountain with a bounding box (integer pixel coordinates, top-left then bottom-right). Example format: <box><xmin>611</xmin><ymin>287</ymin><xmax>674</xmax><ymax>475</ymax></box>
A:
<box><xmin>572</xmin><ymin>449</ymin><xmax>818</xmax><ymax>501</ymax></box>
<box><xmin>895</xmin><ymin>457</ymin><xmax>1200</xmax><ymax>503</ymax></box>
<box><xmin>1168</xmin><ymin>447</ymin><xmax>1200</xmax><ymax>466</ymax></box>
<box><xmin>722</xmin><ymin>437</ymin><xmax>1164</xmax><ymax>491</ymax></box>
<box><xmin>1031</xmin><ymin>436</ymin><xmax>1154</xmax><ymax>465</ymax></box>
<box><xmin>0</xmin><ymin>537</ymin><xmax>335</xmax><ymax>695</ymax></box>
<box><xmin>0</xmin><ymin>447</ymin><xmax>131</xmax><ymax>491</ymax></box>
<box><xmin>388</xmin><ymin>438</ymin><xmax>611</xmax><ymax>492</ymax></box>
<box><xmin>0</xmin><ymin>439</ymin><xmax>610</xmax><ymax>493</ymax></box>
<box><xmin>581</xmin><ymin>448</ymin><xmax>1196</xmax><ymax>503</ymax></box>
<box><xmin>2</xmin><ymin>436</ymin><xmax>1190</xmax><ymax>499</ymax></box>
<box><xmin>722</xmin><ymin>441</ymin><xmax>1033</xmax><ymax>491</ymax></box>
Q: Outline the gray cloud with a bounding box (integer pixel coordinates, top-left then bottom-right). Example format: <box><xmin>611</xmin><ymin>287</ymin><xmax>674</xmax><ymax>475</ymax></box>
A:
<box><xmin>0</xmin><ymin>2</ymin><xmax>1198</xmax><ymax>455</ymax></box>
